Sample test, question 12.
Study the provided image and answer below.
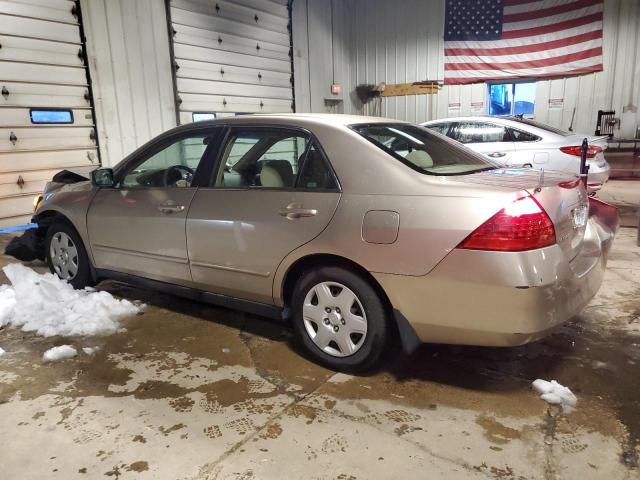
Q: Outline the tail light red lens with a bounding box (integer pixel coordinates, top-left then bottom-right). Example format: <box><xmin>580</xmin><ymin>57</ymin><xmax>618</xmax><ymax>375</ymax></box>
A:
<box><xmin>457</xmin><ymin>196</ymin><xmax>556</xmax><ymax>252</ymax></box>
<box><xmin>559</xmin><ymin>145</ymin><xmax>603</xmax><ymax>158</ymax></box>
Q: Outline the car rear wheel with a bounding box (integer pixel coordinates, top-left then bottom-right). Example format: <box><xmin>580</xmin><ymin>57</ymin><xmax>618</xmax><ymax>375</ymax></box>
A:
<box><xmin>291</xmin><ymin>265</ymin><xmax>388</xmax><ymax>372</ymax></box>
<box><xmin>46</xmin><ymin>222</ymin><xmax>94</xmax><ymax>290</ymax></box>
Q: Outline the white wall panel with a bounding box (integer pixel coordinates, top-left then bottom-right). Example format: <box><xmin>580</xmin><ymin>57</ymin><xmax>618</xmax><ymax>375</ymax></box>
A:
<box><xmin>80</xmin><ymin>0</ymin><xmax>177</xmax><ymax>167</ymax></box>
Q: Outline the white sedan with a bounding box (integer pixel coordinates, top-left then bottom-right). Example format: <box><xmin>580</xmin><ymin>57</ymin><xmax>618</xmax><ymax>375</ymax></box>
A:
<box><xmin>422</xmin><ymin>116</ymin><xmax>610</xmax><ymax>190</ymax></box>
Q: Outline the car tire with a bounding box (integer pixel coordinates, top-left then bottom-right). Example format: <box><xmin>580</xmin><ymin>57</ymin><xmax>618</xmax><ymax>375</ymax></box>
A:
<box><xmin>291</xmin><ymin>265</ymin><xmax>388</xmax><ymax>372</ymax></box>
<box><xmin>45</xmin><ymin>222</ymin><xmax>95</xmax><ymax>290</ymax></box>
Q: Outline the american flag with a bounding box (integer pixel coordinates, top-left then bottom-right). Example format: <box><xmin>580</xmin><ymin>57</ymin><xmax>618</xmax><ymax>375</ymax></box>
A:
<box><xmin>444</xmin><ymin>0</ymin><xmax>604</xmax><ymax>85</ymax></box>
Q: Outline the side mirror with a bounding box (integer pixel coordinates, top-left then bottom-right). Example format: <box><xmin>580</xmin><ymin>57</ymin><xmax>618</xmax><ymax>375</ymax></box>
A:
<box><xmin>91</xmin><ymin>168</ymin><xmax>115</xmax><ymax>187</ymax></box>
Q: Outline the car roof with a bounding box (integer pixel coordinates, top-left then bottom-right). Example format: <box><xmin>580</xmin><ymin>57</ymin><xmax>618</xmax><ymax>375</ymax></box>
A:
<box><xmin>179</xmin><ymin>113</ymin><xmax>407</xmax><ymax>131</ymax></box>
<box><xmin>423</xmin><ymin>116</ymin><xmax>521</xmax><ymax>126</ymax></box>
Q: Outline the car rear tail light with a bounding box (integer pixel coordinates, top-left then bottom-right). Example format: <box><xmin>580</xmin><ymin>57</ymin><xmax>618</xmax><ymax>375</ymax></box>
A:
<box><xmin>559</xmin><ymin>145</ymin><xmax>603</xmax><ymax>158</ymax></box>
<box><xmin>558</xmin><ymin>178</ymin><xmax>581</xmax><ymax>189</ymax></box>
<box><xmin>588</xmin><ymin>197</ymin><xmax>619</xmax><ymax>233</ymax></box>
<box><xmin>457</xmin><ymin>196</ymin><xmax>556</xmax><ymax>252</ymax></box>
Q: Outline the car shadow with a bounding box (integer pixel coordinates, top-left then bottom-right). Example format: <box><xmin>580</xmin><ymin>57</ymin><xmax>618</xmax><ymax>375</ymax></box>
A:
<box><xmin>102</xmin><ymin>277</ymin><xmax>580</xmax><ymax>391</ymax></box>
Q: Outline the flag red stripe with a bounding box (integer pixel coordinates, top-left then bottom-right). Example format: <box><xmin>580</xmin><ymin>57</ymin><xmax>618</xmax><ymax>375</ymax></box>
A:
<box><xmin>444</xmin><ymin>64</ymin><xmax>603</xmax><ymax>85</ymax></box>
<box><xmin>444</xmin><ymin>29</ymin><xmax>602</xmax><ymax>57</ymax></box>
<box><xmin>502</xmin><ymin>12</ymin><xmax>602</xmax><ymax>39</ymax></box>
<box><xmin>445</xmin><ymin>47</ymin><xmax>602</xmax><ymax>71</ymax></box>
<box><xmin>503</xmin><ymin>0</ymin><xmax>602</xmax><ymax>23</ymax></box>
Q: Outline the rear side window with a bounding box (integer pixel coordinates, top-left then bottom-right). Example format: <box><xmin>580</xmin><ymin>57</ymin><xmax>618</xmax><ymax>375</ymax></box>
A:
<box><xmin>216</xmin><ymin>129</ymin><xmax>337</xmax><ymax>190</ymax></box>
<box><xmin>425</xmin><ymin>122</ymin><xmax>451</xmax><ymax>136</ymax></box>
<box><xmin>452</xmin><ymin>122</ymin><xmax>509</xmax><ymax>144</ymax></box>
<box><xmin>352</xmin><ymin>123</ymin><xmax>495</xmax><ymax>176</ymax></box>
<box><xmin>509</xmin><ymin>128</ymin><xmax>540</xmax><ymax>142</ymax></box>
<box><xmin>298</xmin><ymin>144</ymin><xmax>337</xmax><ymax>190</ymax></box>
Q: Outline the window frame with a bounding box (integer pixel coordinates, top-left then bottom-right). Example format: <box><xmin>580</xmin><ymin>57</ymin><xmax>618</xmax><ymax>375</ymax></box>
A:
<box><xmin>486</xmin><ymin>81</ymin><xmax>536</xmax><ymax>117</ymax></box>
<box><xmin>29</xmin><ymin>107</ymin><xmax>74</xmax><ymax>124</ymax></box>
<box><xmin>112</xmin><ymin>126</ymin><xmax>224</xmax><ymax>190</ymax></box>
<box><xmin>205</xmin><ymin>124</ymin><xmax>341</xmax><ymax>193</ymax></box>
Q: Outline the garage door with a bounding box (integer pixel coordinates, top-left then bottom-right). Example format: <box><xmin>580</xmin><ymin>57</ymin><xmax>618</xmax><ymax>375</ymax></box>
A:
<box><xmin>168</xmin><ymin>0</ymin><xmax>294</xmax><ymax>124</ymax></box>
<box><xmin>0</xmin><ymin>0</ymin><xmax>98</xmax><ymax>228</ymax></box>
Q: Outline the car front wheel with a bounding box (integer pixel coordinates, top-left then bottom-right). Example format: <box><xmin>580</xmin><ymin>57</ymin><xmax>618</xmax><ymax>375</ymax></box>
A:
<box><xmin>291</xmin><ymin>265</ymin><xmax>388</xmax><ymax>372</ymax></box>
<box><xmin>45</xmin><ymin>222</ymin><xmax>94</xmax><ymax>289</ymax></box>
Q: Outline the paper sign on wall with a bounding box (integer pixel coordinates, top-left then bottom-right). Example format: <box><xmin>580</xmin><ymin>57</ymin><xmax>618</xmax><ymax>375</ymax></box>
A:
<box><xmin>448</xmin><ymin>102</ymin><xmax>461</xmax><ymax>113</ymax></box>
<box><xmin>548</xmin><ymin>98</ymin><xmax>564</xmax><ymax>109</ymax></box>
<box><xmin>471</xmin><ymin>101</ymin><xmax>484</xmax><ymax>113</ymax></box>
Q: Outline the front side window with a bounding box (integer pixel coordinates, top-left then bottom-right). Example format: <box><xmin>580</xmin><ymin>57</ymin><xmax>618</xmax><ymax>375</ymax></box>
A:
<box><xmin>216</xmin><ymin>129</ymin><xmax>336</xmax><ymax>190</ymax></box>
<box><xmin>352</xmin><ymin>123</ymin><xmax>495</xmax><ymax>176</ymax></box>
<box><xmin>453</xmin><ymin>122</ymin><xmax>509</xmax><ymax>144</ymax></box>
<box><xmin>120</xmin><ymin>134</ymin><xmax>210</xmax><ymax>188</ymax></box>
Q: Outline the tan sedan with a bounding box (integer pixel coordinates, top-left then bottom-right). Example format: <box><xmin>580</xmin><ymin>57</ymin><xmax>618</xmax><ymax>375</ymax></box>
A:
<box><xmin>23</xmin><ymin>114</ymin><xmax>618</xmax><ymax>371</ymax></box>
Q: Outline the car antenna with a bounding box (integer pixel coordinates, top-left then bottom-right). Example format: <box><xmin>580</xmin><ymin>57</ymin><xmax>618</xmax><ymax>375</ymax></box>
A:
<box><xmin>535</xmin><ymin>168</ymin><xmax>544</xmax><ymax>193</ymax></box>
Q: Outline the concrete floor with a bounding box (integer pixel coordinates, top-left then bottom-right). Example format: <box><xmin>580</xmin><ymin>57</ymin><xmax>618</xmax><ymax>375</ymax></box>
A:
<box><xmin>0</xmin><ymin>184</ymin><xmax>639</xmax><ymax>479</ymax></box>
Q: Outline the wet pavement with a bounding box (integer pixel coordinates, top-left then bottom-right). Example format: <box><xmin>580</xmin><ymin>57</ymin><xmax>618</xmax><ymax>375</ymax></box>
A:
<box><xmin>0</xmin><ymin>212</ymin><xmax>639</xmax><ymax>479</ymax></box>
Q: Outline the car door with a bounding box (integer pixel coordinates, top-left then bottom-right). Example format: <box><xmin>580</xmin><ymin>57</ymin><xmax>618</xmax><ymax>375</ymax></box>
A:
<box><xmin>451</xmin><ymin>121</ymin><xmax>515</xmax><ymax>165</ymax></box>
<box><xmin>186</xmin><ymin>126</ymin><xmax>341</xmax><ymax>305</ymax></box>
<box><xmin>87</xmin><ymin>128</ymin><xmax>220</xmax><ymax>284</ymax></box>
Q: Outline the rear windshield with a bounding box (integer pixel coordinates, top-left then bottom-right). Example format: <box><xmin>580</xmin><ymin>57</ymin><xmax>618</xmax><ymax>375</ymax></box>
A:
<box><xmin>509</xmin><ymin>117</ymin><xmax>571</xmax><ymax>136</ymax></box>
<box><xmin>351</xmin><ymin>123</ymin><xmax>496</xmax><ymax>175</ymax></box>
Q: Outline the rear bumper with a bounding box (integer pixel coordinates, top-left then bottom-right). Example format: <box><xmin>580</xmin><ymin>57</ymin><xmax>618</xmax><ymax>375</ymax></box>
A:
<box><xmin>376</xmin><ymin>217</ymin><xmax>614</xmax><ymax>347</ymax></box>
<box><xmin>587</xmin><ymin>161</ymin><xmax>610</xmax><ymax>190</ymax></box>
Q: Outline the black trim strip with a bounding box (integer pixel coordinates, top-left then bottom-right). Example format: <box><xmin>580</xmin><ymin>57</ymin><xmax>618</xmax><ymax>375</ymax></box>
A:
<box><xmin>164</xmin><ymin>0</ymin><xmax>182</xmax><ymax>126</ymax></box>
<box><xmin>74</xmin><ymin>0</ymin><xmax>101</xmax><ymax>165</ymax></box>
<box><xmin>96</xmin><ymin>268</ymin><xmax>286</xmax><ymax>321</ymax></box>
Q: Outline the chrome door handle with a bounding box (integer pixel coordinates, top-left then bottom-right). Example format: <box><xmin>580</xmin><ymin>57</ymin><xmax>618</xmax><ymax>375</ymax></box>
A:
<box><xmin>279</xmin><ymin>203</ymin><xmax>318</xmax><ymax>219</ymax></box>
<box><xmin>487</xmin><ymin>151</ymin><xmax>506</xmax><ymax>158</ymax></box>
<box><xmin>157</xmin><ymin>204</ymin><xmax>185</xmax><ymax>214</ymax></box>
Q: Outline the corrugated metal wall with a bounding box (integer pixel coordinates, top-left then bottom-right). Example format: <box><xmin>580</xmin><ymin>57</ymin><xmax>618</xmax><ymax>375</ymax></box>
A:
<box><xmin>295</xmin><ymin>0</ymin><xmax>639</xmax><ymax>138</ymax></box>
<box><xmin>350</xmin><ymin>0</ymin><xmax>445</xmax><ymax>122</ymax></box>
<box><xmin>80</xmin><ymin>0</ymin><xmax>177</xmax><ymax>167</ymax></box>
<box><xmin>292</xmin><ymin>0</ymin><xmax>353</xmax><ymax>113</ymax></box>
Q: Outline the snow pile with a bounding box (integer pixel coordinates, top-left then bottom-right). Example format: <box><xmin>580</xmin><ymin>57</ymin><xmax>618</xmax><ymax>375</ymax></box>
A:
<box><xmin>0</xmin><ymin>263</ymin><xmax>142</xmax><ymax>337</ymax></box>
<box><xmin>43</xmin><ymin>345</ymin><xmax>77</xmax><ymax>363</ymax></box>
<box><xmin>82</xmin><ymin>346</ymin><xmax>100</xmax><ymax>356</ymax></box>
<box><xmin>532</xmin><ymin>379</ymin><xmax>577</xmax><ymax>413</ymax></box>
